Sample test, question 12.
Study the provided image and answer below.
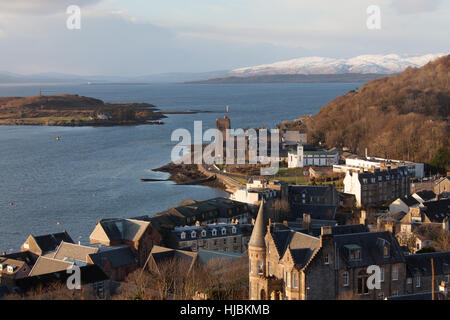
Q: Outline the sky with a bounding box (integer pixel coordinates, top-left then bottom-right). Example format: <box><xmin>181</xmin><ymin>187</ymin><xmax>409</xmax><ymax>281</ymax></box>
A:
<box><xmin>0</xmin><ymin>0</ymin><xmax>448</xmax><ymax>76</ymax></box>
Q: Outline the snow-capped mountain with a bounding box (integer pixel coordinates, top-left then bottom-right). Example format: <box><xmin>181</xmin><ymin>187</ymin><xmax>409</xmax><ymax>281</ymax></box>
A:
<box><xmin>228</xmin><ymin>53</ymin><xmax>446</xmax><ymax>76</ymax></box>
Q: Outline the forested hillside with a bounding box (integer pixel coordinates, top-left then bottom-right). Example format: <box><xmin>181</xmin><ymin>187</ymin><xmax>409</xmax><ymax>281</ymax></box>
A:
<box><xmin>305</xmin><ymin>55</ymin><xmax>449</xmax><ymax>169</ymax></box>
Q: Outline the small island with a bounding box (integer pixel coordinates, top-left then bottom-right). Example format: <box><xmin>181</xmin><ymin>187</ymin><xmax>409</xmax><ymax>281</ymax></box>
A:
<box><xmin>0</xmin><ymin>94</ymin><xmax>166</xmax><ymax>126</ymax></box>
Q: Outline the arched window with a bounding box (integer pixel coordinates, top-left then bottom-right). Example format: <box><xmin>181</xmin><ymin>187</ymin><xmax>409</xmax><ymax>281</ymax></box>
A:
<box><xmin>357</xmin><ymin>270</ymin><xmax>369</xmax><ymax>295</ymax></box>
<box><xmin>221</xmin><ymin>228</ymin><xmax>227</xmax><ymax>235</ymax></box>
<box><xmin>201</xmin><ymin>230</ymin><xmax>207</xmax><ymax>237</ymax></box>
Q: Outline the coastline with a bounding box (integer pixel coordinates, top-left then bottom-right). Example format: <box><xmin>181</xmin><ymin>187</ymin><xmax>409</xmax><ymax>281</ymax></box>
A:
<box><xmin>153</xmin><ymin>162</ymin><xmax>228</xmax><ymax>192</ymax></box>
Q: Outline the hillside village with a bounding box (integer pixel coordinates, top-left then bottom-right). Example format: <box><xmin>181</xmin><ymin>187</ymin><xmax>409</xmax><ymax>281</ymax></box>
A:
<box><xmin>0</xmin><ymin>119</ymin><xmax>448</xmax><ymax>299</ymax></box>
<box><xmin>1</xmin><ymin>58</ymin><xmax>449</xmax><ymax>301</ymax></box>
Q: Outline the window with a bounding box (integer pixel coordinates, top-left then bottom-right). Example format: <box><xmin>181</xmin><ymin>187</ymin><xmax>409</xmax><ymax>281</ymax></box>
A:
<box><xmin>201</xmin><ymin>230</ymin><xmax>206</xmax><ymax>237</ymax></box>
<box><xmin>180</xmin><ymin>232</ymin><xmax>186</xmax><ymax>240</ymax></box>
<box><xmin>343</xmin><ymin>272</ymin><xmax>349</xmax><ymax>287</ymax></box>
<box><xmin>286</xmin><ymin>272</ymin><xmax>291</xmax><ymax>288</ymax></box>
<box><xmin>250</xmin><ymin>261</ymin><xmax>253</xmax><ymax>274</ymax></box>
<box><xmin>221</xmin><ymin>228</ymin><xmax>227</xmax><ymax>236</ymax></box>
<box><xmin>407</xmin><ymin>278</ymin><xmax>412</xmax><ymax>285</ymax></box>
<box><xmin>392</xmin><ymin>266</ymin><xmax>398</xmax><ymax>281</ymax></box>
<box><xmin>191</xmin><ymin>231</ymin><xmax>197</xmax><ymax>238</ymax></box>
<box><xmin>257</xmin><ymin>261</ymin><xmax>264</xmax><ymax>275</ymax></box>
<box><xmin>416</xmin><ymin>275</ymin><xmax>421</xmax><ymax>288</ymax></box>
<box><xmin>378</xmin><ymin>292</ymin><xmax>384</xmax><ymax>300</ymax></box>
<box><xmin>268</xmin><ymin>262</ymin><xmax>272</xmax><ymax>276</ymax></box>
<box><xmin>357</xmin><ymin>270</ymin><xmax>369</xmax><ymax>295</ymax></box>
<box><xmin>349</xmin><ymin>248</ymin><xmax>361</xmax><ymax>261</ymax></box>
<box><xmin>393</xmin><ymin>290</ymin><xmax>399</xmax><ymax>296</ymax></box>
<box><xmin>212</xmin><ymin>229</ymin><xmax>217</xmax><ymax>236</ymax></box>
<box><xmin>232</xmin><ymin>226</ymin><xmax>237</xmax><ymax>234</ymax></box>
<box><xmin>293</xmin><ymin>273</ymin><xmax>298</xmax><ymax>289</ymax></box>
<box><xmin>380</xmin><ymin>267</ymin><xmax>385</xmax><ymax>282</ymax></box>
<box><xmin>324</xmin><ymin>254</ymin><xmax>330</xmax><ymax>265</ymax></box>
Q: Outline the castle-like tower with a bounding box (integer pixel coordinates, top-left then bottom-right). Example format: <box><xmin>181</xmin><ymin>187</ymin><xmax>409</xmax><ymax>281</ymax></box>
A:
<box><xmin>248</xmin><ymin>199</ymin><xmax>267</xmax><ymax>300</ymax></box>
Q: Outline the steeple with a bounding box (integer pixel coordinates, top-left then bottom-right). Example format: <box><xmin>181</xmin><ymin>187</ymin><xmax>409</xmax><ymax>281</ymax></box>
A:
<box><xmin>249</xmin><ymin>199</ymin><xmax>266</xmax><ymax>248</ymax></box>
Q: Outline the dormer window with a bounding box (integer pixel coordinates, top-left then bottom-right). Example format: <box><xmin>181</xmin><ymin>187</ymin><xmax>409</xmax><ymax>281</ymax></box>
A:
<box><xmin>345</xmin><ymin>245</ymin><xmax>362</xmax><ymax>261</ymax></box>
<box><xmin>201</xmin><ymin>230</ymin><xmax>207</xmax><ymax>237</ymax></box>
<box><xmin>212</xmin><ymin>229</ymin><xmax>217</xmax><ymax>236</ymax></box>
<box><xmin>191</xmin><ymin>231</ymin><xmax>197</xmax><ymax>238</ymax></box>
<box><xmin>363</xmin><ymin>178</ymin><xmax>368</xmax><ymax>184</ymax></box>
<box><xmin>180</xmin><ymin>232</ymin><xmax>186</xmax><ymax>240</ymax></box>
<box><xmin>232</xmin><ymin>226</ymin><xmax>237</xmax><ymax>234</ymax></box>
<box><xmin>221</xmin><ymin>228</ymin><xmax>227</xmax><ymax>236</ymax></box>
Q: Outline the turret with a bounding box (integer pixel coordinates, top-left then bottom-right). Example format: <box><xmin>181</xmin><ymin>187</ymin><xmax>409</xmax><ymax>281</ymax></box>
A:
<box><xmin>248</xmin><ymin>199</ymin><xmax>267</xmax><ymax>299</ymax></box>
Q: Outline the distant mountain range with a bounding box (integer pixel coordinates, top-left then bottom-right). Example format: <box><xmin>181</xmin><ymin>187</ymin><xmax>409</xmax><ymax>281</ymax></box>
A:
<box><xmin>228</xmin><ymin>53</ymin><xmax>446</xmax><ymax>76</ymax></box>
<box><xmin>190</xmin><ymin>53</ymin><xmax>447</xmax><ymax>83</ymax></box>
<box><xmin>0</xmin><ymin>70</ymin><xmax>229</xmax><ymax>85</ymax></box>
<box><xmin>1</xmin><ymin>54</ymin><xmax>446</xmax><ymax>84</ymax></box>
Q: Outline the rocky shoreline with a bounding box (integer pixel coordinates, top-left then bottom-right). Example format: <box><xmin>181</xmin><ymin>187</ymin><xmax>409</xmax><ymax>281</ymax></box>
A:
<box><xmin>153</xmin><ymin>162</ymin><xmax>227</xmax><ymax>191</ymax></box>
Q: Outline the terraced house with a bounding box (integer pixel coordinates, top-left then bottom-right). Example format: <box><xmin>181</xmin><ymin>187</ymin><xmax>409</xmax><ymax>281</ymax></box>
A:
<box><xmin>248</xmin><ymin>201</ymin><xmax>407</xmax><ymax>300</ymax></box>
<box><xmin>343</xmin><ymin>166</ymin><xmax>410</xmax><ymax>208</ymax></box>
<box><xmin>171</xmin><ymin>223</ymin><xmax>253</xmax><ymax>253</ymax></box>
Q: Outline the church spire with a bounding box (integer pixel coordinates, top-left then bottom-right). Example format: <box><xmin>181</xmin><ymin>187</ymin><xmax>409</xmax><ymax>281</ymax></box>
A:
<box><xmin>249</xmin><ymin>198</ymin><xmax>266</xmax><ymax>248</ymax></box>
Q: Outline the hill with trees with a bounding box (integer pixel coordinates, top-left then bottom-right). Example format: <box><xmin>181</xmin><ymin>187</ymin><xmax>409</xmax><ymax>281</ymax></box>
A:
<box><xmin>0</xmin><ymin>94</ymin><xmax>165</xmax><ymax>126</ymax></box>
<box><xmin>304</xmin><ymin>55</ymin><xmax>449</xmax><ymax>171</ymax></box>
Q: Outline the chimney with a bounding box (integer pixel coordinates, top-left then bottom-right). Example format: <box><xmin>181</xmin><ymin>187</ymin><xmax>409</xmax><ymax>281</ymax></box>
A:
<box><xmin>443</xmin><ymin>217</ymin><xmax>449</xmax><ymax>232</ymax></box>
<box><xmin>360</xmin><ymin>210</ymin><xmax>367</xmax><ymax>225</ymax></box>
<box><xmin>321</xmin><ymin>226</ymin><xmax>332</xmax><ymax>236</ymax></box>
<box><xmin>302</xmin><ymin>214</ymin><xmax>311</xmax><ymax>232</ymax></box>
<box><xmin>377</xmin><ymin>216</ymin><xmax>383</xmax><ymax>231</ymax></box>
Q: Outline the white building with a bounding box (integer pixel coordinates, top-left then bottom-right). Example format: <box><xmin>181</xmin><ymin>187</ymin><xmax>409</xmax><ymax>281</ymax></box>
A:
<box><xmin>288</xmin><ymin>143</ymin><xmax>339</xmax><ymax>168</ymax></box>
<box><xmin>334</xmin><ymin>157</ymin><xmax>424</xmax><ymax>179</ymax></box>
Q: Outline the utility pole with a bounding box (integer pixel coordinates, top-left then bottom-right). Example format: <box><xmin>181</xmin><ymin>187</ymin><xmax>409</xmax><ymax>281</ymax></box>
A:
<box><xmin>431</xmin><ymin>257</ymin><xmax>435</xmax><ymax>300</ymax></box>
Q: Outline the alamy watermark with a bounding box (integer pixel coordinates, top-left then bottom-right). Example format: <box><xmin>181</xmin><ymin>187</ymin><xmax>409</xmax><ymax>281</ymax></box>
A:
<box><xmin>66</xmin><ymin>5</ymin><xmax>81</xmax><ymax>30</ymax></box>
<box><xmin>171</xmin><ymin>121</ymin><xmax>280</xmax><ymax>175</ymax></box>
<box><xmin>366</xmin><ymin>5</ymin><xmax>381</xmax><ymax>30</ymax></box>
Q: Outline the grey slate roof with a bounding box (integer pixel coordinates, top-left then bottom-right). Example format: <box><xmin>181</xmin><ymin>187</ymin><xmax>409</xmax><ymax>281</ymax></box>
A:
<box><xmin>52</xmin><ymin>242</ymin><xmax>99</xmax><ymax>263</ymax></box>
<box><xmin>89</xmin><ymin>245</ymin><xmax>137</xmax><ymax>268</ymax></box>
<box><xmin>399</xmin><ymin>195</ymin><xmax>420</xmax><ymax>207</ymax></box>
<box><xmin>291</xmin><ymin>204</ymin><xmax>337</xmax><ymax>220</ymax></box>
<box><xmin>29</xmin><ymin>256</ymin><xmax>74</xmax><ymax>276</ymax></box>
<box><xmin>405</xmin><ymin>252</ymin><xmax>450</xmax><ymax>277</ymax></box>
<box><xmin>248</xmin><ymin>200</ymin><xmax>266</xmax><ymax>248</ymax></box>
<box><xmin>32</xmin><ymin>231</ymin><xmax>74</xmax><ymax>254</ymax></box>
<box><xmin>421</xmin><ymin>198</ymin><xmax>450</xmax><ymax>223</ymax></box>
<box><xmin>414</xmin><ymin>190</ymin><xmax>436</xmax><ymax>202</ymax></box>
<box><xmin>334</xmin><ymin>231</ymin><xmax>405</xmax><ymax>268</ymax></box>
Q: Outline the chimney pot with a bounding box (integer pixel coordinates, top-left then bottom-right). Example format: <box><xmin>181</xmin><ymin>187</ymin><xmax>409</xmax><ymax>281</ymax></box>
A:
<box><xmin>321</xmin><ymin>226</ymin><xmax>332</xmax><ymax>235</ymax></box>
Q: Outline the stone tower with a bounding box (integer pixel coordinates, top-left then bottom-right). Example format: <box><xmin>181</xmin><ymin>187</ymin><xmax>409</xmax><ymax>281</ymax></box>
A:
<box><xmin>248</xmin><ymin>199</ymin><xmax>267</xmax><ymax>300</ymax></box>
